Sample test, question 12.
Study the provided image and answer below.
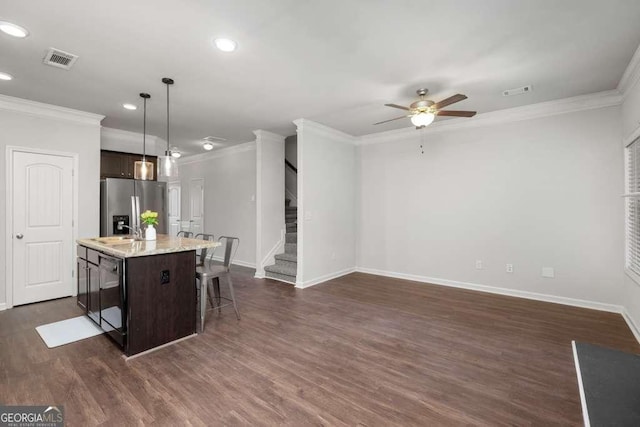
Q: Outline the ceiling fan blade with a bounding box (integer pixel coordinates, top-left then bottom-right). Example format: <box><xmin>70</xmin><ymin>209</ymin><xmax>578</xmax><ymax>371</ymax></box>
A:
<box><xmin>433</xmin><ymin>94</ymin><xmax>467</xmax><ymax>110</ymax></box>
<box><xmin>384</xmin><ymin>103</ymin><xmax>410</xmax><ymax>111</ymax></box>
<box><xmin>373</xmin><ymin>115</ymin><xmax>408</xmax><ymax>125</ymax></box>
<box><xmin>436</xmin><ymin>110</ymin><xmax>477</xmax><ymax>117</ymax></box>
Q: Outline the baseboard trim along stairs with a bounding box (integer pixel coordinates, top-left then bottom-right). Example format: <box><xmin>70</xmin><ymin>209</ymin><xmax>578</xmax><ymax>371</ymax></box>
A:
<box><xmin>265</xmin><ymin>199</ymin><xmax>297</xmax><ymax>283</ymax></box>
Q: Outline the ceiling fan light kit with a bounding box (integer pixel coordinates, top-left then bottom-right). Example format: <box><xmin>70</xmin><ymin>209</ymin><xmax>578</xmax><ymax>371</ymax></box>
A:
<box><xmin>375</xmin><ymin>88</ymin><xmax>476</xmax><ymax>129</ymax></box>
<box><xmin>411</xmin><ymin>112</ymin><xmax>435</xmax><ymax>128</ymax></box>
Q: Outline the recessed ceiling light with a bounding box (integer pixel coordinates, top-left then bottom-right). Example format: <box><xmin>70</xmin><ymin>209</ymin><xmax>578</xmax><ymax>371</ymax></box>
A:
<box><xmin>203</xmin><ymin>142</ymin><xmax>214</xmax><ymax>151</ymax></box>
<box><xmin>123</xmin><ymin>103</ymin><xmax>137</xmax><ymax>110</ymax></box>
<box><xmin>170</xmin><ymin>148</ymin><xmax>181</xmax><ymax>158</ymax></box>
<box><xmin>213</xmin><ymin>38</ymin><xmax>237</xmax><ymax>52</ymax></box>
<box><xmin>0</xmin><ymin>21</ymin><xmax>29</xmax><ymax>38</ymax></box>
<box><xmin>0</xmin><ymin>71</ymin><xmax>13</xmax><ymax>81</ymax></box>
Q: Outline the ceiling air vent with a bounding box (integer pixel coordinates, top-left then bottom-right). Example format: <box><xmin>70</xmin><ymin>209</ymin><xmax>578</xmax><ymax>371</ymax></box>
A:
<box><xmin>204</xmin><ymin>136</ymin><xmax>227</xmax><ymax>142</ymax></box>
<box><xmin>43</xmin><ymin>48</ymin><xmax>79</xmax><ymax>70</ymax></box>
<box><xmin>502</xmin><ymin>85</ymin><xmax>532</xmax><ymax>97</ymax></box>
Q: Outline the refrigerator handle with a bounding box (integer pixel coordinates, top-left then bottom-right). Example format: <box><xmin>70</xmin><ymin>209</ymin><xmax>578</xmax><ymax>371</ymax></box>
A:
<box><xmin>130</xmin><ymin>196</ymin><xmax>135</xmax><ymax>230</ymax></box>
<box><xmin>135</xmin><ymin>196</ymin><xmax>141</xmax><ymax>230</ymax></box>
<box><xmin>131</xmin><ymin>196</ymin><xmax>140</xmax><ymax>231</ymax></box>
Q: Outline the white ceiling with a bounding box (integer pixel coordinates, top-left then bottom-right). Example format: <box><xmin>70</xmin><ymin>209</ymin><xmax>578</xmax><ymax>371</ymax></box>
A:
<box><xmin>1</xmin><ymin>0</ymin><xmax>640</xmax><ymax>155</ymax></box>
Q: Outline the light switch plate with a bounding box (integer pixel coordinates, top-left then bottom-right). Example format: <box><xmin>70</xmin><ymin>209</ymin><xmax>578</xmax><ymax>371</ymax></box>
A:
<box><xmin>542</xmin><ymin>267</ymin><xmax>555</xmax><ymax>278</ymax></box>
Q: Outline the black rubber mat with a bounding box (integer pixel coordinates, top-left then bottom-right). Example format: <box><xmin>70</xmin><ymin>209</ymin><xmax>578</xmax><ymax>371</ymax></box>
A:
<box><xmin>574</xmin><ymin>342</ymin><xmax>640</xmax><ymax>426</ymax></box>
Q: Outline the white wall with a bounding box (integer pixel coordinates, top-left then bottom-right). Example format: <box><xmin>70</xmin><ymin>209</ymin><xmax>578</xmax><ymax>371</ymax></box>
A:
<box><xmin>357</xmin><ymin>106</ymin><xmax>624</xmax><ymax>307</ymax></box>
<box><xmin>177</xmin><ymin>143</ymin><xmax>257</xmax><ymax>267</ymax></box>
<box><xmin>296</xmin><ymin>119</ymin><xmax>357</xmax><ymax>287</ymax></box>
<box><xmin>0</xmin><ymin>94</ymin><xmax>103</xmax><ymax>308</ymax></box>
<box><xmin>255</xmin><ymin>130</ymin><xmax>285</xmax><ymax>277</ymax></box>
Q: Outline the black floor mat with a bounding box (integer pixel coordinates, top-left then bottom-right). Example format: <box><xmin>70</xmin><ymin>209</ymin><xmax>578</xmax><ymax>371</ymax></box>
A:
<box><xmin>573</xmin><ymin>341</ymin><xmax>640</xmax><ymax>426</ymax></box>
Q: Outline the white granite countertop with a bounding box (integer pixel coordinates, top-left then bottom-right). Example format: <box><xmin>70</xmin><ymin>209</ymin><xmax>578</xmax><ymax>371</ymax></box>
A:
<box><xmin>76</xmin><ymin>234</ymin><xmax>220</xmax><ymax>258</ymax></box>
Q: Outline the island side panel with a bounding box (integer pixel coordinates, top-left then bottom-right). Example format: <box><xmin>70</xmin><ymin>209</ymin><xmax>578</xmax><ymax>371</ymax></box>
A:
<box><xmin>125</xmin><ymin>251</ymin><xmax>196</xmax><ymax>356</ymax></box>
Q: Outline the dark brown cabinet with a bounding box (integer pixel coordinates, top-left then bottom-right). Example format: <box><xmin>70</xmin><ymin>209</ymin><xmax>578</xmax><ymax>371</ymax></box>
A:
<box><xmin>77</xmin><ymin>247</ymin><xmax>101</xmax><ymax>322</ymax></box>
<box><xmin>100</xmin><ymin>150</ymin><xmax>157</xmax><ymax>180</ymax></box>
<box><xmin>76</xmin><ymin>244</ymin><xmax>196</xmax><ymax>356</ymax></box>
<box><xmin>77</xmin><ymin>259</ymin><xmax>88</xmax><ymax>310</ymax></box>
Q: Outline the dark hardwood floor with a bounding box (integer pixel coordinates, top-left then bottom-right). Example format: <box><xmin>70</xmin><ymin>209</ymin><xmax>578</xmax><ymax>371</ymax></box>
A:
<box><xmin>1</xmin><ymin>269</ymin><xmax>638</xmax><ymax>426</ymax></box>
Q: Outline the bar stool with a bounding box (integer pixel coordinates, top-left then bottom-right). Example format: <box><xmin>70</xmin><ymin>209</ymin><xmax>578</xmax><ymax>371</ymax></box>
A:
<box><xmin>195</xmin><ymin>236</ymin><xmax>240</xmax><ymax>332</ymax></box>
<box><xmin>194</xmin><ymin>233</ymin><xmax>214</xmax><ymax>267</ymax></box>
<box><xmin>177</xmin><ymin>230</ymin><xmax>193</xmax><ymax>238</ymax></box>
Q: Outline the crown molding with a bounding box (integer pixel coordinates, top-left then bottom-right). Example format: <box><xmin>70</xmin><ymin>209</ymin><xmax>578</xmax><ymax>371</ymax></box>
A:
<box><xmin>101</xmin><ymin>126</ymin><xmax>160</xmax><ymax>145</ymax></box>
<box><xmin>253</xmin><ymin>129</ymin><xmax>285</xmax><ymax>142</ymax></box>
<box><xmin>618</xmin><ymin>43</ymin><xmax>640</xmax><ymax>98</ymax></box>
<box><xmin>357</xmin><ymin>90</ymin><xmax>623</xmax><ymax>146</ymax></box>
<box><xmin>294</xmin><ymin>118</ymin><xmax>356</xmax><ymax>144</ymax></box>
<box><xmin>177</xmin><ymin>141</ymin><xmax>256</xmax><ymax>165</ymax></box>
<box><xmin>0</xmin><ymin>93</ymin><xmax>104</xmax><ymax>125</ymax></box>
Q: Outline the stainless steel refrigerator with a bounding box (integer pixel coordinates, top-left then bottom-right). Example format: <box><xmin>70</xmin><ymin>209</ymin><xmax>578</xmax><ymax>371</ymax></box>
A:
<box><xmin>100</xmin><ymin>178</ymin><xmax>167</xmax><ymax>236</ymax></box>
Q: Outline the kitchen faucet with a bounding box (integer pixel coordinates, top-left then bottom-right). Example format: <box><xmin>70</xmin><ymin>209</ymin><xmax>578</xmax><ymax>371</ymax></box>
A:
<box><xmin>117</xmin><ymin>224</ymin><xmax>142</xmax><ymax>240</ymax></box>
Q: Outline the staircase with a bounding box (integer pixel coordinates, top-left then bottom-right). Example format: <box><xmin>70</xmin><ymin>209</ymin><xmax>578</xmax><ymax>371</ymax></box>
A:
<box><xmin>264</xmin><ymin>200</ymin><xmax>297</xmax><ymax>283</ymax></box>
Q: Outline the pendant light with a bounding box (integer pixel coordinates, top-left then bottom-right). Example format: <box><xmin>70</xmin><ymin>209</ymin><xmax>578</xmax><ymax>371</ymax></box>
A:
<box><xmin>157</xmin><ymin>77</ymin><xmax>179</xmax><ymax>178</ymax></box>
<box><xmin>134</xmin><ymin>93</ymin><xmax>154</xmax><ymax>180</ymax></box>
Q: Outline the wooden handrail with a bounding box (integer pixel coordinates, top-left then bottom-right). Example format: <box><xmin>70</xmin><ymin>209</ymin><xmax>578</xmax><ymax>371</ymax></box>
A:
<box><xmin>285</xmin><ymin>159</ymin><xmax>297</xmax><ymax>174</ymax></box>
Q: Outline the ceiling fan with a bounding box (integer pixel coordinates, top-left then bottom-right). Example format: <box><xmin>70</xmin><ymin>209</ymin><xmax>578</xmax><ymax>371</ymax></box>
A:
<box><xmin>374</xmin><ymin>89</ymin><xmax>476</xmax><ymax>128</ymax></box>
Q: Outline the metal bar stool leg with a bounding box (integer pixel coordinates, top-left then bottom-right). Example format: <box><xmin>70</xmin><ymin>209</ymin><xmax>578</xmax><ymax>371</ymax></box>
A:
<box><xmin>226</xmin><ymin>274</ymin><xmax>240</xmax><ymax>320</ymax></box>
<box><xmin>206</xmin><ymin>280</ymin><xmax>216</xmax><ymax>309</ymax></box>
<box><xmin>199</xmin><ymin>277</ymin><xmax>208</xmax><ymax>333</ymax></box>
<box><xmin>214</xmin><ymin>278</ymin><xmax>221</xmax><ymax>314</ymax></box>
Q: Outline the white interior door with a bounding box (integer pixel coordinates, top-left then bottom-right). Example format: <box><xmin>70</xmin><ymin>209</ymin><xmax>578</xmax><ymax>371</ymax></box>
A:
<box><xmin>167</xmin><ymin>182</ymin><xmax>181</xmax><ymax>236</ymax></box>
<box><xmin>189</xmin><ymin>178</ymin><xmax>204</xmax><ymax>235</ymax></box>
<box><xmin>12</xmin><ymin>151</ymin><xmax>74</xmax><ymax>305</ymax></box>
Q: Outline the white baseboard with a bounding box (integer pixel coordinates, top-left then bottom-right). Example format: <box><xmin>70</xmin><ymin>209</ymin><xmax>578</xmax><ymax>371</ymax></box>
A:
<box><xmin>355</xmin><ymin>267</ymin><xmax>624</xmax><ymax>314</ymax></box>
<box><xmin>622</xmin><ymin>309</ymin><xmax>640</xmax><ymax>344</ymax></box>
<box><xmin>266</xmin><ymin>275</ymin><xmax>297</xmax><ymax>286</ymax></box>
<box><xmin>296</xmin><ymin>267</ymin><xmax>356</xmax><ymax>289</ymax></box>
<box><xmin>254</xmin><ymin>272</ymin><xmax>265</xmax><ymax>279</ymax></box>
<box><xmin>0</xmin><ymin>303</ymin><xmax>6</xmax><ymax>311</ymax></box>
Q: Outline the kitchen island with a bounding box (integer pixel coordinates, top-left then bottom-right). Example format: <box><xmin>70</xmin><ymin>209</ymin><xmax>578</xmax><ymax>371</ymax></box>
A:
<box><xmin>76</xmin><ymin>234</ymin><xmax>219</xmax><ymax>357</ymax></box>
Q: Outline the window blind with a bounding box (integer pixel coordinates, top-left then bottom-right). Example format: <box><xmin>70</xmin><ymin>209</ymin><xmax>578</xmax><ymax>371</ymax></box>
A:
<box><xmin>626</xmin><ymin>138</ymin><xmax>640</xmax><ymax>275</ymax></box>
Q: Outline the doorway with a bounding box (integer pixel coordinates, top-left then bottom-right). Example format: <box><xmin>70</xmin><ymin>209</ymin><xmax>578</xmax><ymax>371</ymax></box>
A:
<box><xmin>6</xmin><ymin>147</ymin><xmax>77</xmax><ymax>307</ymax></box>
<box><xmin>168</xmin><ymin>182</ymin><xmax>181</xmax><ymax>236</ymax></box>
<box><xmin>189</xmin><ymin>178</ymin><xmax>204</xmax><ymax>235</ymax></box>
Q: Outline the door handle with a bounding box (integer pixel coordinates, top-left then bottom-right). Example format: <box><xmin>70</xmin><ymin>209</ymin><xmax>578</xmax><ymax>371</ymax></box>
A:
<box><xmin>15</xmin><ymin>233</ymin><xmax>23</xmax><ymax>239</ymax></box>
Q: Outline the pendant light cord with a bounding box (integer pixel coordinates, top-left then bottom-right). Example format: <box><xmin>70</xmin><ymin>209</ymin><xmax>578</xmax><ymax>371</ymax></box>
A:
<box><xmin>142</xmin><ymin>96</ymin><xmax>147</xmax><ymax>161</ymax></box>
<box><xmin>166</xmin><ymin>82</ymin><xmax>170</xmax><ymax>155</ymax></box>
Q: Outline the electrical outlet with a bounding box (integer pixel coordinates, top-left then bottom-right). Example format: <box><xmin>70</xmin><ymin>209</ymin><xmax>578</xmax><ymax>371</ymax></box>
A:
<box><xmin>506</xmin><ymin>264</ymin><xmax>513</xmax><ymax>273</ymax></box>
<box><xmin>475</xmin><ymin>260</ymin><xmax>483</xmax><ymax>269</ymax></box>
<box><xmin>160</xmin><ymin>270</ymin><xmax>170</xmax><ymax>284</ymax></box>
<box><xmin>542</xmin><ymin>267</ymin><xmax>555</xmax><ymax>278</ymax></box>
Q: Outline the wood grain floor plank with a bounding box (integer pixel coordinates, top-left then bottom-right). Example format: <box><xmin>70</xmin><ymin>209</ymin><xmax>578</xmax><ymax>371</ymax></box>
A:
<box><xmin>1</xmin><ymin>269</ymin><xmax>638</xmax><ymax>426</ymax></box>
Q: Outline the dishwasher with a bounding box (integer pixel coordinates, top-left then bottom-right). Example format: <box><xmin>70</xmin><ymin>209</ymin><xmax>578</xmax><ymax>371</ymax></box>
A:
<box><xmin>98</xmin><ymin>254</ymin><xmax>126</xmax><ymax>347</ymax></box>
